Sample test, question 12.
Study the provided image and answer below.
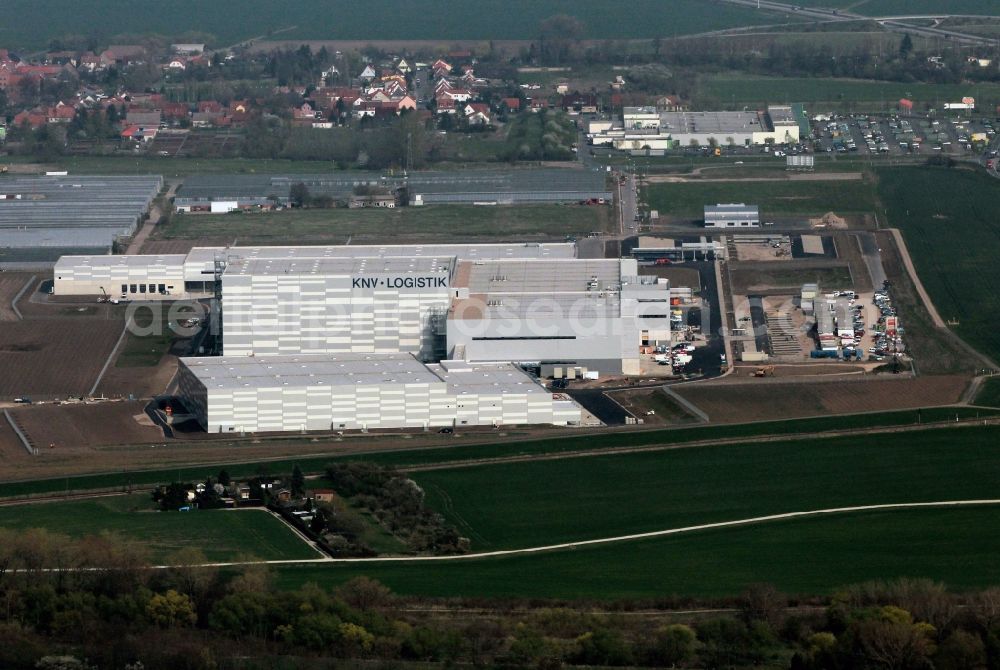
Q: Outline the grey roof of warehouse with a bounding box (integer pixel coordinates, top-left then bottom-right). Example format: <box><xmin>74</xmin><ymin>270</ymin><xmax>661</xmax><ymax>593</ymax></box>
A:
<box><xmin>225</xmin><ymin>255</ymin><xmax>455</xmax><ymax>276</ymax></box>
<box><xmin>181</xmin><ymin>352</ymin><xmax>550</xmax><ymax>395</ymax></box>
<box><xmin>459</xmin><ymin>258</ymin><xmax>621</xmax><ymax>294</ymax></box>
<box><xmin>0</xmin><ymin>175</ymin><xmax>162</xmax><ymax>249</ymax></box>
<box><xmin>659</xmin><ymin>111</ymin><xmax>763</xmax><ymax>134</ymax></box>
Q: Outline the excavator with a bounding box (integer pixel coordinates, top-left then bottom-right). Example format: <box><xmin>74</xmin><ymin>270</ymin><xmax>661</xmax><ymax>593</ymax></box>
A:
<box><xmin>753</xmin><ymin>365</ymin><xmax>775</xmax><ymax>378</ymax></box>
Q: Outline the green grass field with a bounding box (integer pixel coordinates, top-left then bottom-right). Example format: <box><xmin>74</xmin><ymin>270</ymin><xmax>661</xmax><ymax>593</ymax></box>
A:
<box><xmin>0</xmin><ymin>496</ymin><xmax>317</xmax><ymax>563</ymax></box>
<box><xmin>975</xmin><ymin>377</ymin><xmax>1000</xmax><ymax>407</ymax></box>
<box><xmin>0</xmin><ymin>0</ymin><xmax>795</xmax><ymax>50</ymax></box>
<box><xmin>272</xmin><ymin>506</ymin><xmax>1000</xmax><ymax>599</ymax></box>
<box><xmin>4</xmin><ymin>408</ymin><xmax>996</xmax><ymax>499</ymax></box>
<box><xmin>155</xmin><ymin>204</ymin><xmax>612</xmax><ymax>245</ymax></box>
<box><xmin>643</xmin><ymin>178</ymin><xmax>876</xmax><ymax>218</ymax></box>
<box><xmin>699</xmin><ymin>74</ymin><xmax>1000</xmax><ymax>110</ymax></box>
<box><xmin>877</xmin><ymin>167</ymin><xmax>1000</xmax><ymax>363</ymax></box>
<box><xmin>6</xmin><ymin>156</ymin><xmax>353</xmax><ymax>178</ymax></box>
<box><xmin>411</xmin><ymin>426</ymin><xmax>1000</xmax><ymax>550</ymax></box>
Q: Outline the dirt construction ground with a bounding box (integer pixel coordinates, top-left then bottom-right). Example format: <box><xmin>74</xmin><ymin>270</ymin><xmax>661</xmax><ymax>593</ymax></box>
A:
<box><xmin>674</xmin><ymin>375</ymin><xmax>971</xmax><ymax>424</ymax></box>
<box><xmin>0</xmin><ymin>320</ymin><xmax>124</xmax><ymax>400</ymax></box>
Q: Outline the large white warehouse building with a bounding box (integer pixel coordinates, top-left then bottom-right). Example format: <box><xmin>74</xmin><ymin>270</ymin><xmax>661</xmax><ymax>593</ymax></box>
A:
<box><xmin>53</xmin><ymin>242</ymin><xmax>673</xmax><ymax>433</ymax></box>
<box><xmin>177</xmin><ymin>352</ymin><xmax>581</xmax><ymax>432</ymax></box>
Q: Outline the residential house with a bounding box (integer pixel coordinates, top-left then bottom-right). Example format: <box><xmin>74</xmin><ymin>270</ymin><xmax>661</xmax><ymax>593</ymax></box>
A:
<box><xmin>125</xmin><ymin>110</ymin><xmax>162</xmax><ymax>127</ymax></box>
<box><xmin>46</xmin><ymin>103</ymin><xmax>76</xmax><ymax>124</ymax></box>
<box><xmin>464</xmin><ymin>102</ymin><xmax>491</xmax><ymax>125</ymax></box>
<box><xmin>528</xmin><ymin>98</ymin><xmax>547</xmax><ymax>113</ymax></box>
<box><xmin>396</xmin><ymin>58</ymin><xmax>411</xmax><ymax>73</ymax></box>
<box><xmin>120</xmin><ymin>124</ymin><xmax>157</xmax><ymax>142</ymax></box>
<box><xmin>432</xmin><ymin>59</ymin><xmax>452</xmax><ymax>77</ymax></box>
<box><xmin>101</xmin><ymin>45</ymin><xmax>147</xmax><ymax>67</ymax></box>
<box><xmin>352</xmin><ymin>100</ymin><xmax>377</xmax><ymax>119</ymax></box>
<box><xmin>655</xmin><ymin>95</ymin><xmax>688</xmax><ymax>112</ymax></box>
<box><xmin>502</xmin><ymin>97</ymin><xmax>521</xmax><ymax>113</ymax></box>
<box><xmin>438</xmin><ymin>87</ymin><xmax>472</xmax><ymax>103</ymax></box>
<box><xmin>359</xmin><ymin>64</ymin><xmax>377</xmax><ymax>81</ymax></box>
<box><xmin>561</xmin><ymin>92</ymin><xmax>599</xmax><ymax>113</ymax></box>
<box><xmin>435</xmin><ymin>97</ymin><xmax>456</xmax><ymax>115</ymax></box>
<box><xmin>164</xmin><ymin>58</ymin><xmax>187</xmax><ymax>71</ymax></box>
<box><xmin>312</xmin><ymin>489</ymin><xmax>337</xmax><ymax>503</ymax></box>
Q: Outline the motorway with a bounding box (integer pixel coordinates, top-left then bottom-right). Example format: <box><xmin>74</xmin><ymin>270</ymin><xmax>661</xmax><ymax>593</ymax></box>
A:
<box><xmin>719</xmin><ymin>0</ymin><xmax>999</xmax><ymax>47</ymax></box>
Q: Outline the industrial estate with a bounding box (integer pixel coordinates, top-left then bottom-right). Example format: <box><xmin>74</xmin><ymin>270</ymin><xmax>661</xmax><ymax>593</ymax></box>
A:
<box><xmin>3</xmin><ymin>1</ymin><xmax>1000</xmax><ymax>667</ymax></box>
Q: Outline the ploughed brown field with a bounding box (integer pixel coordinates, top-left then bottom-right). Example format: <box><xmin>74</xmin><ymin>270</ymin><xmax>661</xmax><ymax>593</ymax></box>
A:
<box><xmin>0</xmin><ymin>273</ymin><xmax>35</xmax><ymax>321</ymax></box>
<box><xmin>675</xmin><ymin>375</ymin><xmax>971</xmax><ymax>424</ymax></box>
<box><xmin>9</xmin><ymin>401</ymin><xmax>164</xmax><ymax>451</ymax></box>
<box><xmin>0</xmin><ymin>320</ymin><xmax>123</xmax><ymax>399</ymax></box>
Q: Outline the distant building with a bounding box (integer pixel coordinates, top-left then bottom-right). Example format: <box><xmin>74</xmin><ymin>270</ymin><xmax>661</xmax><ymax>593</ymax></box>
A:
<box><xmin>704</xmin><ymin>203</ymin><xmax>760</xmax><ymax>228</ymax></box>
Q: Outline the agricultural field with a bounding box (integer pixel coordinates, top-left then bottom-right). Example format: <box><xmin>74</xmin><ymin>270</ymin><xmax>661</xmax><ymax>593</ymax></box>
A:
<box><xmin>975</xmin><ymin>377</ymin><xmax>1000</xmax><ymax>408</ymax></box>
<box><xmin>852</xmin><ymin>0</ymin><xmax>1000</xmax><ymax>16</ymax></box>
<box><xmin>274</xmin><ymin>506</ymin><xmax>1000</xmax><ymax>599</ymax></box>
<box><xmin>675</xmin><ymin>376</ymin><xmax>970</xmax><ymax>423</ymax></box>
<box><xmin>877</xmin><ymin>167</ymin><xmax>1000</xmax><ymax>364</ymax></box>
<box><xmin>643</xmin><ymin>179</ymin><xmax>876</xmax><ymax>218</ymax></box>
<box><xmin>698</xmin><ymin>74</ymin><xmax>1000</xmax><ymax>111</ymax></box>
<box><xmin>0</xmin><ymin>273</ymin><xmax>34</xmax><ymax>321</ymax></box>
<box><xmin>153</xmin><ymin>204</ymin><xmax>613</xmax><ymax>246</ymax></box>
<box><xmin>0</xmin><ymin>319</ymin><xmax>123</xmax><ymax>400</ymax></box>
<box><xmin>2</xmin><ymin>404</ymin><xmax>998</xmax><ymax>493</ymax></box>
<box><xmin>0</xmin><ymin>0</ymin><xmax>794</xmax><ymax>50</ymax></box>
<box><xmin>0</xmin><ymin>496</ymin><xmax>318</xmax><ymax>563</ymax></box>
<box><xmin>409</xmin><ymin>424</ymin><xmax>1000</xmax><ymax>550</ymax></box>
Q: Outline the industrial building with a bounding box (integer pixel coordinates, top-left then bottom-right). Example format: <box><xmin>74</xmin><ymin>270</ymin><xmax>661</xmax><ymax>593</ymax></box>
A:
<box><xmin>0</xmin><ymin>175</ymin><xmax>162</xmax><ymax>264</ymax></box>
<box><xmin>54</xmin><ymin>242</ymin><xmax>574</xmax><ymax>299</ymax></box>
<box><xmin>177</xmin><ymin>352</ymin><xmax>581</xmax><ymax>433</ymax></box>
<box><xmin>704</xmin><ymin>203</ymin><xmax>760</xmax><ymax>228</ymax></box>
<box><xmin>588</xmin><ymin>106</ymin><xmax>802</xmax><ymax>151</ymax></box>
<box><xmin>55</xmin><ymin>241</ymin><xmax>672</xmax><ymax>432</ymax></box>
<box><xmin>173</xmin><ymin>168</ymin><xmax>612</xmax><ymax>211</ymax></box>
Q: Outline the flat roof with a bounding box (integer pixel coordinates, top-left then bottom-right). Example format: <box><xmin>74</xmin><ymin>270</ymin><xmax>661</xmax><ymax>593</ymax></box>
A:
<box><xmin>56</xmin><ymin>254</ymin><xmax>187</xmax><ymax>270</ymax></box>
<box><xmin>660</xmin><ymin>111</ymin><xmax>763</xmax><ymax>135</ymax></box>
<box><xmin>182</xmin><ymin>352</ymin><xmax>550</xmax><ymax>395</ymax></box>
<box><xmin>457</xmin><ymin>258</ymin><xmax>621</xmax><ymax>293</ymax></box>
<box><xmin>182</xmin><ymin>352</ymin><xmax>442</xmax><ymax>389</ymax></box>
<box><xmin>0</xmin><ymin>175</ymin><xmax>161</xmax><ymax>249</ymax></box>
<box><xmin>224</xmin><ymin>255</ymin><xmax>454</xmax><ymax>277</ymax></box>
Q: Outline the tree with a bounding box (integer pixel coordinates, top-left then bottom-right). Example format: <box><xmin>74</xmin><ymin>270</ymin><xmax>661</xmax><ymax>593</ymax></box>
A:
<box><xmin>646</xmin><ymin>623</ymin><xmax>698</xmax><ymax>667</ymax></box>
<box><xmin>899</xmin><ymin>33</ymin><xmax>914</xmax><ymax>59</ymax></box>
<box><xmin>291</xmin><ymin>464</ymin><xmax>305</xmax><ymax>497</ymax></box>
<box><xmin>217</xmin><ymin>469</ymin><xmax>231</xmax><ymax>486</ymax></box>
<box><xmin>146</xmin><ymin>589</ymin><xmax>197</xmax><ymax>627</ymax></box>
<box><xmin>289</xmin><ymin>182</ymin><xmax>310</xmax><ymax>208</ymax></box>
<box><xmin>156</xmin><ymin>483</ymin><xmax>190</xmax><ymax>511</ymax></box>
<box><xmin>538</xmin><ymin>14</ymin><xmax>585</xmax><ymax>65</ymax></box>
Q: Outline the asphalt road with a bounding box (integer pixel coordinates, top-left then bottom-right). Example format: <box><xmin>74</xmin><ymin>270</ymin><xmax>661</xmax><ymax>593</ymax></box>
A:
<box><xmin>857</xmin><ymin>232</ymin><xmax>888</xmax><ymax>288</ymax></box>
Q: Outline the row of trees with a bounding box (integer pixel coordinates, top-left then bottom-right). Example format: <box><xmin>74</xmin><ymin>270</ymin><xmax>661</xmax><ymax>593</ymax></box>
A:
<box><xmin>4</xmin><ymin>535</ymin><xmax>1000</xmax><ymax>670</ymax></box>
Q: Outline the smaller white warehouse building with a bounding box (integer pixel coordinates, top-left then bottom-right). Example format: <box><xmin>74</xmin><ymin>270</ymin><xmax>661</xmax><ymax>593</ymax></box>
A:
<box><xmin>177</xmin><ymin>352</ymin><xmax>581</xmax><ymax>433</ymax></box>
<box><xmin>704</xmin><ymin>203</ymin><xmax>760</xmax><ymax>228</ymax></box>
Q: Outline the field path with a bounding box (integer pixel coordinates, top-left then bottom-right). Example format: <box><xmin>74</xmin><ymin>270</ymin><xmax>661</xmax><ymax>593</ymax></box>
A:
<box><xmin>147</xmin><ymin>499</ymin><xmax>1000</xmax><ymax>568</ymax></box>
<box><xmin>887</xmin><ymin>228</ymin><xmax>946</xmax><ymax>328</ymax></box>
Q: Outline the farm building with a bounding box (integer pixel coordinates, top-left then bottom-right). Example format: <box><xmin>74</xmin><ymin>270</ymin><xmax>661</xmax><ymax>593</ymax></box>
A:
<box><xmin>176</xmin><ymin>352</ymin><xmax>582</xmax><ymax>433</ymax></box>
<box><xmin>589</xmin><ymin>105</ymin><xmax>802</xmax><ymax>150</ymax></box>
<box><xmin>0</xmin><ymin>175</ymin><xmax>161</xmax><ymax>265</ymax></box>
<box><xmin>704</xmin><ymin>203</ymin><xmax>760</xmax><ymax>228</ymax></box>
<box><xmin>173</xmin><ymin>168</ymin><xmax>611</xmax><ymax>211</ymax></box>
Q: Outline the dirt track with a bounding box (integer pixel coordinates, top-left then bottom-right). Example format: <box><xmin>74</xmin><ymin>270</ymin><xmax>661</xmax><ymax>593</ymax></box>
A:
<box><xmin>887</xmin><ymin>228</ymin><xmax>946</xmax><ymax>328</ymax></box>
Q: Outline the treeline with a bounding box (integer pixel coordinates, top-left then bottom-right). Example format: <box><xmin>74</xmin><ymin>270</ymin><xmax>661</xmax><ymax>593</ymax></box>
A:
<box><xmin>0</xmin><ymin>518</ymin><xmax>993</xmax><ymax>666</ymax></box>
<box><xmin>2</xmin><ymin>533</ymin><xmax>1000</xmax><ymax>670</ymax></box>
